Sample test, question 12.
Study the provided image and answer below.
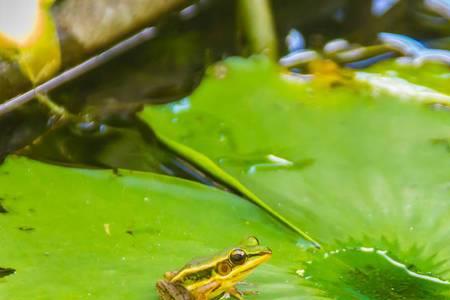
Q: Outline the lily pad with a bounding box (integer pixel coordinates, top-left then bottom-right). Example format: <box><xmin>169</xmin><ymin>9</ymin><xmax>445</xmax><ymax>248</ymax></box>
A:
<box><xmin>364</xmin><ymin>60</ymin><xmax>450</xmax><ymax>95</ymax></box>
<box><xmin>0</xmin><ymin>156</ymin><xmax>315</xmax><ymax>299</ymax></box>
<box><xmin>142</xmin><ymin>57</ymin><xmax>450</xmax><ymax>298</ymax></box>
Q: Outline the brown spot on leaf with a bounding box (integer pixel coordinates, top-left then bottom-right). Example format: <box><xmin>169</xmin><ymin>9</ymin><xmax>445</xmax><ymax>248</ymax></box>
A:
<box><xmin>18</xmin><ymin>226</ymin><xmax>35</xmax><ymax>232</ymax></box>
<box><xmin>0</xmin><ymin>202</ymin><xmax>7</xmax><ymax>213</ymax></box>
<box><xmin>0</xmin><ymin>198</ymin><xmax>6</xmax><ymax>213</ymax></box>
<box><xmin>0</xmin><ymin>267</ymin><xmax>15</xmax><ymax>278</ymax></box>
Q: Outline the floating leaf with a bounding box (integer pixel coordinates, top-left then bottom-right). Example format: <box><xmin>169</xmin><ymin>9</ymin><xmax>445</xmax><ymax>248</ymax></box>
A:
<box><xmin>142</xmin><ymin>57</ymin><xmax>450</xmax><ymax>298</ymax></box>
<box><xmin>0</xmin><ymin>156</ymin><xmax>315</xmax><ymax>299</ymax></box>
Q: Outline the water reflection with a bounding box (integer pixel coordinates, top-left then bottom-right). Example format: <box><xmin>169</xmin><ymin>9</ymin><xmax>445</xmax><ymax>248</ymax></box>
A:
<box><xmin>218</xmin><ymin>153</ymin><xmax>315</xmax><ymax>175</ymax></box>
<box><xmin>371</xmin><ymin>0</ymin><xmax>400</xmax><ymax>16</ymax></box>
<box><xmin>425</xmin><ymin>0</ymin><xmax>450</xmax><ymax>19</ymax></box>
<box><xmin>281</xmin><ymin>30</ymin><xmax>450</xmax><ymax>71</ymax></box>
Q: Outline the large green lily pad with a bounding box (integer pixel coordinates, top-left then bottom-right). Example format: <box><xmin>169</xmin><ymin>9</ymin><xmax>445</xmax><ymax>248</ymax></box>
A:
<box><xmin>0</xmin><ymin>156</ymin><xmax>312</xmax><ymax>299</ymax></box>
<box><xmin>142</xmin><ymin>57</ymin><xmax>450</xmax><ymax>298</ymax></box>
<box><xmin>2</xmin><ymin>57</ymin><xmax>449</xmax><ymax>299</ymax></box>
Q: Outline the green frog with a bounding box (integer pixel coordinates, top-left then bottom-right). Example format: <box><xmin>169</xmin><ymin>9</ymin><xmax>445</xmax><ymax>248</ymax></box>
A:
<box><xmin>156</xmin><ymin>236</ymin><xmax>272</xmax><ymax>300</ymax></box>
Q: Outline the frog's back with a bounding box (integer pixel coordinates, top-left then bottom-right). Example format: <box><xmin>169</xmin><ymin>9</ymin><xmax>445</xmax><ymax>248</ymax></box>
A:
<box><xmin>170</xmin><ymin>251</ymin><xmax>228</xmax><ymax>283</ymax></box>
<box><xmin>173</xmin><ymin>263</ymin><xmax>215</xmax><ymax>285</ymax></box>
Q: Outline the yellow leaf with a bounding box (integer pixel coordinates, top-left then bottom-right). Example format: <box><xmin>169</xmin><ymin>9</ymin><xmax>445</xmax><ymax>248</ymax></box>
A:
<box><xmin>0</xmin><ymin>0</ymin><xmax>61</xmax><ymax>84</ymax></box>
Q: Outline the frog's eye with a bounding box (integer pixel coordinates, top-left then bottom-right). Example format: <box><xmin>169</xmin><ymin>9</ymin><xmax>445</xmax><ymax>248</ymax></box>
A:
<box><xmin>245</xmin><ymin>236</ymin><xmax>260</xmax><ymax>247</ymax></box>
<box><xmin>216</xmin><ymin>261</ymin><xmax>232</xmax><ymax>275</ymax></box>
<box><xmin>229</xmin><ymin>248</ymin><xmax>247</xmax><ymax>265</ymax></box>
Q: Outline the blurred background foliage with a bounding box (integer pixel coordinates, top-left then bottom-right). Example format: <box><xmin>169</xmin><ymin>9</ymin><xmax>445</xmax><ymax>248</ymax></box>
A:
<box><xmin>0</xmin><ymin>0</ymin><xmax>450</xmax><ymax>181</ymax></box>
<box><xmin>1</xmin><ymin>0</ymin><xmax>448</xmax><ymax>183</ymax></box>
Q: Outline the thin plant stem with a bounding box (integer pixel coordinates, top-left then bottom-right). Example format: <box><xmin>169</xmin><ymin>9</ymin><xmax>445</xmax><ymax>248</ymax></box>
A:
<box><xmin>239</xmin><ymin>0</ymin><xmax>278</xmax><ymax>60</ymax></box>
<box><xmin>36</xmin><ymin>93</ymin><xmax>68</xmax><ymax>118</ymax></box>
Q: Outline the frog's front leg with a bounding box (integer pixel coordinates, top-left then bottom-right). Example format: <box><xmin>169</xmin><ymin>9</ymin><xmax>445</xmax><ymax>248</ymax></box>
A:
<box><xmin>226</xmin><ymin>287</ymin><xmax>243</xmax><ymax>300</ymax></box>
<box><xmin>191</xmin><ymin>281</ymin><xmax>221</xmax><ymax>300</ymax></box>
<box><xmin>156</xmin><ymin>280</ymin><xmax>194</xmax><ymax>300</ymax></box>
<box><xmin>228</xmin><ymin>286</ymin><xmax>260</xmax><ymax>299</ymax></box>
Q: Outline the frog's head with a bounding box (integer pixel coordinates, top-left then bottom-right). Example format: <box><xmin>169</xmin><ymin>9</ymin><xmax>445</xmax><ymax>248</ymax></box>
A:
<box><xmin>213</xmin><ymin>236</ymin><xmax>272</xmax><ymax>283</ymax></box>
<box><xmin>168</xmin><ymin>236</ymin><xmax>271</xmax><ymax>292</ymax></box>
